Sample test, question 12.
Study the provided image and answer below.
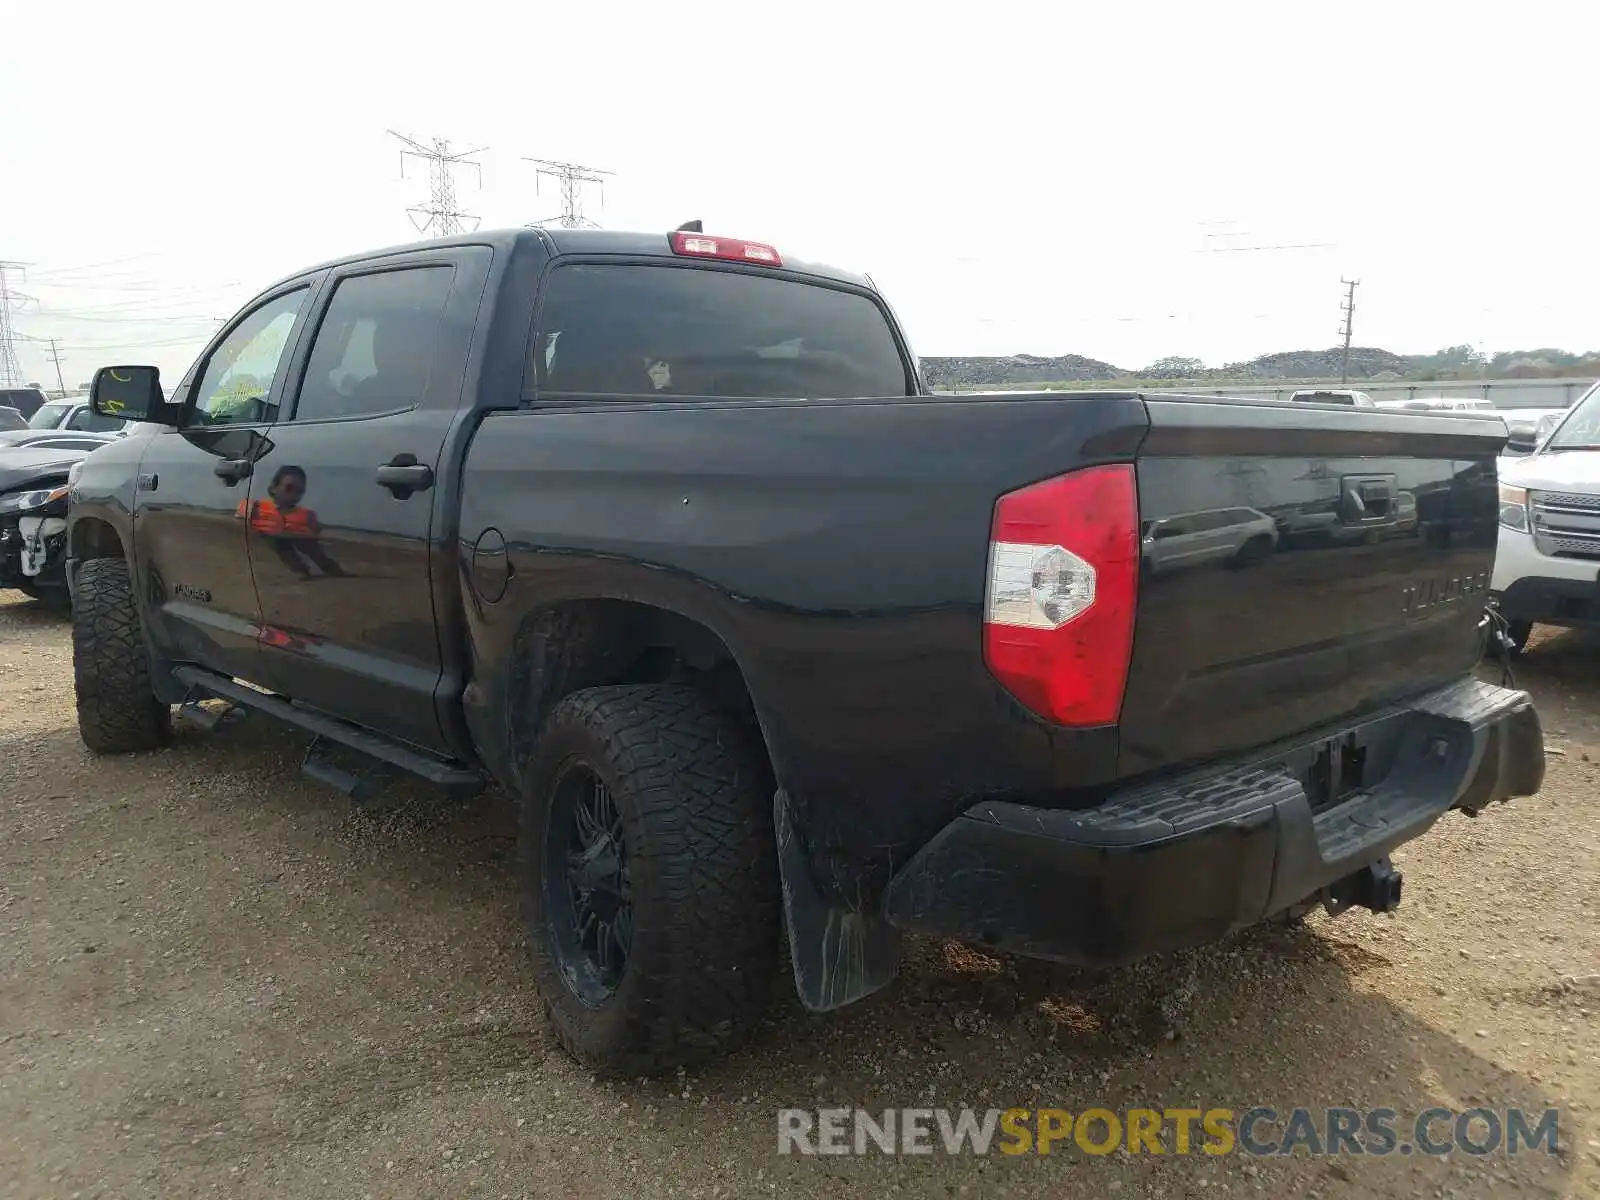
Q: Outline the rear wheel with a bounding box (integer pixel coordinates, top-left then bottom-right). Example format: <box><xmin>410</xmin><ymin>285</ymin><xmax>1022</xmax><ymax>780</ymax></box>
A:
<box><xmin>519</xmin><ymin>684</ymin><xmax>780</xmax><ymax>1075</ymax></box>
<box><xmin>72</xmin><ymin>558</ymin><xmax>171</xmax><ymax>753</ymax></box>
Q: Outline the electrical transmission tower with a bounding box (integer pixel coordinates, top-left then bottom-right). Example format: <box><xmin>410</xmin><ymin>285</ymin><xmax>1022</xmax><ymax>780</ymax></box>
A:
<box><xmin>1338</xmin><ymin>277</ymin><xmax>1360</xmax><ymax>383</ymax></box>
<box><xmin>524</xmin><ymin>158</ymin><xmax>612</xmax><ymax>228</ymax></box>
<box><xmin>0</xmin><ymin>261</ymin><xmax>30</xmax><ymax>388</ymax></box>
<box><xmin>389</xmin><ymin>132</ymin><xmax>486</xmax><ymax>237</ymax></box>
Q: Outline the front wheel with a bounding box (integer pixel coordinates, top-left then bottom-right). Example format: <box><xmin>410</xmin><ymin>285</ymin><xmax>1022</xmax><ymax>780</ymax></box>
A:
<box><xmin>72</xmin><ymin>558</ymin><xmax>171</xmax><ymax>753</ymax></box>
<box><xmin>519</xmin><ymin>684</ymin><xmax>780</xmax><ymax>1075</ymax></box>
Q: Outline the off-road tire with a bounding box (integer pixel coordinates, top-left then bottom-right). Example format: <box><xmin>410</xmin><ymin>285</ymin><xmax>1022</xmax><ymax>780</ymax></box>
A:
<box><xmin>520</xmin><ymin>683</ymin><xmax>780</xmax><ymax>1075</ymax></box>
<box><xmin>72</xmin><ymin>558</ymin><xmax>171</xmax><ymax>754</ymax></box>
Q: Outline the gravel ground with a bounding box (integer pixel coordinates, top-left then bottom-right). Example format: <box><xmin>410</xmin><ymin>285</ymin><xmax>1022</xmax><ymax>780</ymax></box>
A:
<box><xmin>1</xmin><ymin>591</ymin><xmax>1597</xmax><ymax>1199</ymax></box>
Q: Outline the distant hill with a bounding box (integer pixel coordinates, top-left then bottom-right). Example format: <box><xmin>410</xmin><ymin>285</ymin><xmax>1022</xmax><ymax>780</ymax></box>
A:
<box><xmin>1226</xmin><ymin>346</ymin><xmax>1413</xmax><ymax>379</ymax></box>
<box><xmin>919</xmin><ymin>344</ymin><xmax>1596</xmax><ymax>389</ymax></box>
<box><xmin>921</xmin><ymin>353</ymin><xmax>1121</xmax><ymax>389</ymax></box>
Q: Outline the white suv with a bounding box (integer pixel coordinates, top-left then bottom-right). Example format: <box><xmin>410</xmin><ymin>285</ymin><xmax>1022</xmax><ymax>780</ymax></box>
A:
<box><xmin>1494</xmin><ymin>380</ymin><xmax>1600</xmax><ymax>651</ymax></box>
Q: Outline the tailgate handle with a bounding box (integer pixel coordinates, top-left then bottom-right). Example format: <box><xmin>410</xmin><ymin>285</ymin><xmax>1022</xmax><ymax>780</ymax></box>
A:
<box><xmin>1341</xmin><ymin>474</ymin><xmax>1397</xmax><ymax>523</ymax></box>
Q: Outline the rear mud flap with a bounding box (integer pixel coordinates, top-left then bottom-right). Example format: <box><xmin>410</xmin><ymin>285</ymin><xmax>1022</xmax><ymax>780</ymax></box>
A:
<box><xmin>774</xmin><ymin>789</ymin><xmax>901</xmax><ymax>1012</ymax></box>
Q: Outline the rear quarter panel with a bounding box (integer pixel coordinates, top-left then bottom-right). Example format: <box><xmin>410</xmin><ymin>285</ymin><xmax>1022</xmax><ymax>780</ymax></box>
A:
<box><xmin>457</xmin><ymin>393</ymin><xmax>1147</xmax><ymax>903</ymax></box>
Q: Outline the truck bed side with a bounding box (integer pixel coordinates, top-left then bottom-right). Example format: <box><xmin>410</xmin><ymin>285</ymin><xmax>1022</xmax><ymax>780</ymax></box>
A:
<box><xmin>457</xmin><ymin>392</ymin><xmax>1508</xmax><ymax>915</ymax></box>
<box><xmin>457</xmin><ymin>393</ymin><xmax>1147</xmax><ymax>903</ymax></box>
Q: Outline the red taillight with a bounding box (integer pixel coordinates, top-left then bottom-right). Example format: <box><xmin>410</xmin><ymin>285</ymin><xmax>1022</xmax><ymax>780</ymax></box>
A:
<box><xmin>983</xmin><ymin>464</ymin><xmax>1139</xmax><ymax>727</ymax></box>
<box><xmin>669</xmin><ymin>230</ymin><xmax>782</xmax><ymax>267</ymax></box>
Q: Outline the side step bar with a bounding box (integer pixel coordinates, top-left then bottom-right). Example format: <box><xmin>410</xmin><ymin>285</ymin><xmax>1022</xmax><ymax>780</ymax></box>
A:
<box><xmin>301</xmin><ymin>738</ymin><xmax>375</xmax><ymax>802</ymax></box>
<box><xmin>170</xmin><ymin>665</ymin><xmax>485</xmax><ymax>790</ymax></box>
<box><xmin>176</xmin><ymin>699</ymin><xmax>246</xmax><ymax>733</ymax></box>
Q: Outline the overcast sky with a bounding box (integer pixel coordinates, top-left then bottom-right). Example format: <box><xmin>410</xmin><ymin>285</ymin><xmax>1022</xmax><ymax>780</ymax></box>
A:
<box><xmin>3</xmin><ymin>0</ymin><xmax>1595</xmax><ymax>388</ymax></box>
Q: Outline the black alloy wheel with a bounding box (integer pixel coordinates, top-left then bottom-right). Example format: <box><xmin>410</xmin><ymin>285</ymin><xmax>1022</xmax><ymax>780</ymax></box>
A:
<box><xmin>544</xmin><ymin>762</ymin><xmax>632</xmax><ymax>1005</ymax></box>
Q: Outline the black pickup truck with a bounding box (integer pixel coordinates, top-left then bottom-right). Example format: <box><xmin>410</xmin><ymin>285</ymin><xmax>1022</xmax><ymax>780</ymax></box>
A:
<box><xmin>68</xmin><ymin>226</ymin><xmax>1543</xmax><ymax>1074</ymax></box>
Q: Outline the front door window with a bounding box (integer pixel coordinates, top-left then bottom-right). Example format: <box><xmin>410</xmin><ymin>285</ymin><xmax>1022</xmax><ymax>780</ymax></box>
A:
<box><xmin>190</xmin><ymin>289</ymin><xmax>309</xmax><ymax>426</ymax></box>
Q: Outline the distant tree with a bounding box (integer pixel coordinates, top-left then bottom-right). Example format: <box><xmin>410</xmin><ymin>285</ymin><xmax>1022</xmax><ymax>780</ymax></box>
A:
<box><xmin>1406</xmin><ymin>344</ymin><xmax>1487</xmax><ymax>380</ymax></box>
<box><xmin>1413</xmin><ymin>345</ymin><xmax>1483</xmax><ymax>368</ymax></box>
<box><xmin>1484</xmin><ymin>348</ymin><xmax>1586</xmax><ymax>378</ymax></box>
<box><xmin>1143</xmin><ymin>356</ymin><xmax>1207</xmax><ymax>378</ymax></box>
<box><xmin>1437</xmin><ymin>344</ymin><xmax>1485</xmax><ymax>367</ymax></box>
<box><xmin>1532</xmin><ymin>348</ymin><xmax>1578</xmax><ymax>368</ymax></box>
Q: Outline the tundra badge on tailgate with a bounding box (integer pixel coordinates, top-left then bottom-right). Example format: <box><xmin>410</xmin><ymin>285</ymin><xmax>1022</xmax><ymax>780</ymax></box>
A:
<box><xmin>1401</xmin><ymin>572</ymin><xmax>1488</xmax><ymax>615</ymax></box>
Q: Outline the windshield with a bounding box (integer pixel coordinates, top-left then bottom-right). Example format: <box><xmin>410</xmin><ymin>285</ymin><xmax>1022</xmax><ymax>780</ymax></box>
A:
<box><xmin>27</xmin><ymin>401</ymin><xmax>72</xmax><ymax>429</ymax></box>
<box><xmin>1544</xmin><ymin>382</ymin><xmax>1600</xmax><ymax>450</ymax></box>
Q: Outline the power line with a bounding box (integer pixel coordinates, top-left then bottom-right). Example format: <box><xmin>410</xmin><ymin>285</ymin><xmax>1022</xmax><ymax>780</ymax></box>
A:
<box><xmin>0</xmin><ymin>261</ymin><xmax>32</xmax><ymax>387</ymax></box>
<box><xmin>389</xmin><ymin>131</ymin><xmax>485</xmax><ymax>237</ymax></box>
<box><xmin>33</xmin><ymin>335</ymin><xmax>211</xmax><ymax>351</ymax></box>
<box><xmin>1192</xmin><ymin>218</ymin><xmax>1333</xmax><ymax>254</ymax></box>
<box><xmin>29</xmin><ymin>284</ymin><xmax>245</xmax><ymax>311</ymax></box>
<box><xmin>524</xmin><ymin>157</ymin><xmax>613</xmax><ymax>229</ymax></box>
<box><xmin>1338</xmin><ymin>278</ymin><xmax>1360</xmax><ymax>383</ymax></box>
<box><xmin>1202</xmin><ymin>242</ymin><xmax>1335</xmax><ymax>254</ymax></box>
<box><xmin>27</xmin><ymin>254</ymin><xmax>160</xmax><ymax>280</ymax></box>
<box><xmin>25</xmin><ymin>310</ymin><xmax>226</xmax><ymax>325</ymax></box>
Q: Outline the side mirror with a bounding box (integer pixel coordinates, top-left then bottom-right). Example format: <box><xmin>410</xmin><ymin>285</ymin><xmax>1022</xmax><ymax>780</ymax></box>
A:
<box><xmin>90</xmin><ymin>365</ymin><xmax>176</xmax><ymax>425</ymax></box>
<box><xmin>1534</xmin><ymin>415</ymin><xmax>1563</xmax><ymax>449</ymax></box>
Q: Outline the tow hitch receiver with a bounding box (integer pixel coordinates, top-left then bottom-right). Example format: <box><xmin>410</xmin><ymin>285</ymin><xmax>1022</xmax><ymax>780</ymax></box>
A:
<box><xmin>1324</xmin><ymin>855</ymin><xmax>1404</xmax><ymax>916</ymax></box>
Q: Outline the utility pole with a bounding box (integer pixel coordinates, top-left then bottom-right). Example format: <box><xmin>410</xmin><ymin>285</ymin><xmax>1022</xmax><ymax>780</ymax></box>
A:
<box><xmin>0</xmin><ymin>260</ymin><xmax>30</xmax><ymax>388</ymax></box>
<box><xmin>46</xmin><ymin>337</ymin><xmax>67</xmax><ymax>396</ymax></box>
<box><xmin>389</xmin><ymin>131</ymin><xmax>486</xmax><ymax>237</ymax></box>
<box><xmin>524</xmin><ymin>158</ymin><xmax>613</xmax><ymax>229</ymax></box>
<box><xmin>1338</xmin><ymin>277</ymin><xmax>1360</xmax><ymax>384</ymax></box>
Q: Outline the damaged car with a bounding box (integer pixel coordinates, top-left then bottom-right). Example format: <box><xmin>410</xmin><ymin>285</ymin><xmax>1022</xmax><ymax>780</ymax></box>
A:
<box><xmin>0</xmin><ymin>433</ymin><xmax>120</xmax><ymax>604</ymax></box>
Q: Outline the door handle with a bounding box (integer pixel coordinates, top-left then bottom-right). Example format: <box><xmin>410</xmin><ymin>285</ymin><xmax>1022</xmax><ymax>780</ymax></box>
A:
<box><xmin>375</xmin><ymin>454</ymin><xmax>434</xmax><ymax>498</ymax></box>
<box><xmin>1340</xmin><ymin>473</ymin><xmax>1397</xmax><ymax>524</ymax></box>
<box><xmin>214</xmin><ymin>458</ymin><xmax>252</xmax><ymax>485</ymax></box>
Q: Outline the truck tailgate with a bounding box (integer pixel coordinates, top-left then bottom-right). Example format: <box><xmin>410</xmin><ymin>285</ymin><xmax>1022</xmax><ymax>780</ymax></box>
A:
<box><xmin>1119</xmin><ymin>398</ymin><xmax>1505</xmax><ymax>776</ymax></box>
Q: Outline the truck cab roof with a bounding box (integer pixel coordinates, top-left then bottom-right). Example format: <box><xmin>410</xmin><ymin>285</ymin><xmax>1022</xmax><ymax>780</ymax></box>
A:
<box><xmin>286</xmin><ymin>227</ymin><xmax>875</xmax><ymax>292</ymax></box>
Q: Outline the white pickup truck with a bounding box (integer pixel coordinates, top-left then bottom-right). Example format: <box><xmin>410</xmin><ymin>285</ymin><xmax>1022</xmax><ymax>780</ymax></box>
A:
<box><xmin>1289</xmin><ymin>388</ymin><xmax>1375</xmax><ymax>407</ymax></box>
<box><xmin>1493</xmin><ymin>380</ymin><xmax>1600</xmax><ymax>651</ymax></box>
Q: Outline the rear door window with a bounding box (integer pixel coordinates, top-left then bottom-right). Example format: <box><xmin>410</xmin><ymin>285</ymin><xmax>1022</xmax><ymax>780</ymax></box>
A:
<box><xmin>532</xmin><ymin>264</ymin><xmax>911</xmax><ymax>400</ymax></box>
<box><xmin>292</xmin><ymin>265</ymin><xmax>456</xmax><ymax>421</ymax></box>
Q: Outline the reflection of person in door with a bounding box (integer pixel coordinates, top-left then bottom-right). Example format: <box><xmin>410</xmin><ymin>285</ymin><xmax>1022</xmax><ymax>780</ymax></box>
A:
<box><xmin>236</xmin><ymin>465</ymin><xmax>346</xmax><ymax>579</ymax></box>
